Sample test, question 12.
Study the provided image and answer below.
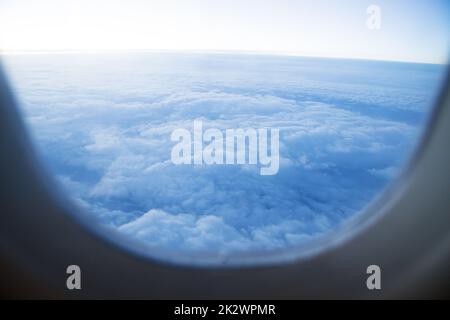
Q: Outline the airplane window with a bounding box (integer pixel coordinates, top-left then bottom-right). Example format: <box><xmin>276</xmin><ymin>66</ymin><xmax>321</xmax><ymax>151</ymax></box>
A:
<box><xmin>1</xmin><ymin>0</ymin><xmax>449</xmax><ymax>264</ymax></box>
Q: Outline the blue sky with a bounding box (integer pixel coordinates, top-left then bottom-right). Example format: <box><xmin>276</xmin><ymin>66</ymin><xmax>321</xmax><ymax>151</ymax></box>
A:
<box><xmin>1</xmin><ymin>0</ymin><xmax>449</xmax><ymax>63</ymax></box>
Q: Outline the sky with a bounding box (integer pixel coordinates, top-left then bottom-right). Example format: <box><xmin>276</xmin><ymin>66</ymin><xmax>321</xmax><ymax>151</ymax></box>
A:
<box><xmin>0</xmin><ymin>0</ymin><xmax>449</xmax><ymax>64</ymax></box>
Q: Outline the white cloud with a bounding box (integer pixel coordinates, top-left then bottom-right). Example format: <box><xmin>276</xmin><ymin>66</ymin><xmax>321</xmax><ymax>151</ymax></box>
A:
<box><xmin>3</xmin><ymin>52</ymin><xmax>442</xmax><ymax>254</ymax></box>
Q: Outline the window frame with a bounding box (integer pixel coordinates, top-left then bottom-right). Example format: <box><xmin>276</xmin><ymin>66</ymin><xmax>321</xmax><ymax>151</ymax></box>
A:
<box><xmin>0</xmin><ymin>63</ymin><xmax>449</xmax><ymax>299</ymax></box>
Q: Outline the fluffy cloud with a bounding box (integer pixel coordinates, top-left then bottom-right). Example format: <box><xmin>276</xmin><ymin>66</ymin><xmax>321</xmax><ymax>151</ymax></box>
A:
<box><xmin>3</xmin><ymin>53</ymin><xmax>445</xmax><ymax>255</ymax></box>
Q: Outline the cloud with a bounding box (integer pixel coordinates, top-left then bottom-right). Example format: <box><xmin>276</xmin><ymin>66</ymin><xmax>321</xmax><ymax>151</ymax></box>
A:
<box><xmin>3</xmin><ymin>53</ymin><xmax>443</xmax><ymax>254</ymax></box>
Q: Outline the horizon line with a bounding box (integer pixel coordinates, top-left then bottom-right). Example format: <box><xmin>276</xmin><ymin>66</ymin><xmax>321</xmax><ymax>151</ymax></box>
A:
<box><xmin>0</xmin><ymin>48</ymin><xmax>447</xmax><ymax>66</ymax></box>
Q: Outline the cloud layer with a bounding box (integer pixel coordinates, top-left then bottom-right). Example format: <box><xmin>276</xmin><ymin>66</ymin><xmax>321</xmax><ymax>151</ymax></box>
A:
<box><xmin>4</xmin><ymin>53</ymin><xmax>446</xmax><ymax>254</ymax></box>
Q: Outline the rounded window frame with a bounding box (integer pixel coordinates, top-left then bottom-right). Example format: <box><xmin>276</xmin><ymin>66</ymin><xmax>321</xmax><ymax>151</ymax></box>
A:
<box><xmin>0</xmin><ymin>63</ymin><xmax>449</xmax><ymax>299</ymax></box>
